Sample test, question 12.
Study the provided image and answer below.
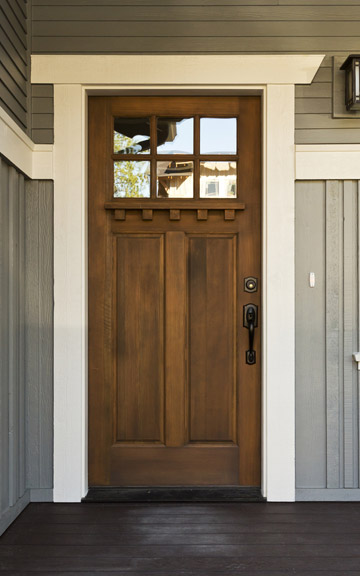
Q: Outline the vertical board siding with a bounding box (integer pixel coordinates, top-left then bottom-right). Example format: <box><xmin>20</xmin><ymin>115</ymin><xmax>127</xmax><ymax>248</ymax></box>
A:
<box><xmin>0</xmin><ymin>1</ymin><xmax>29</xmax><ymax>132</ymax></box>
<box><xmin>0</xmin><ymin>157</ymin><xmax>27</xmax><ymax>528</ymax></box>
<box><xmin>0</xmin><ymin>155</ymin><xmax>54</xmax><ymax>535</ymax></box>
<box><xmin>296</xmin><ymin>180</ymin><xmax>360</xmax><ymax>491</ymax></box>
<box><xmin>25</xmin><ymin>180</ymin><xmax>54</xmax><ymax>491</ymax></box>
<box><xmin>295</xmin><ymin>181</ymin><xmax>327</xmax><ymax>488</ymax></box>
<box><xmin>0</xmin><ymin>157</ymin><xmax>11</xmax><ymax>517</ymax></box>
<box><xmin>30</xmin><ymin>1</ymin><xmax>360</xmax><ymax>144</ymax></box>
<box><xmin>325</xmin><ymin>181</ymin><xmax>343</xmax><ymax>488</ymax></box>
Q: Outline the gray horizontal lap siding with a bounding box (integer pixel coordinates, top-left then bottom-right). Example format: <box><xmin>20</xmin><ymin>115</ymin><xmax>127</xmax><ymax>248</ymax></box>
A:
<box><xmin>30</xmin><ymin>1</ymin><xmax>360</xmax><ymax>145</ymax></box>
<box><xmin>0</xmin><ymin>0</ymin><xmax>29</xmax><ymax>132</ymax></box>
<box><xmin>31</xmin><ymin>83</ymin><xmax>53</xmax><ymax>144</ymax></box>
<box><xmin>0</xmin><ymin>156</ymin><xmax>54</xmax><ymax>535</ymax></box>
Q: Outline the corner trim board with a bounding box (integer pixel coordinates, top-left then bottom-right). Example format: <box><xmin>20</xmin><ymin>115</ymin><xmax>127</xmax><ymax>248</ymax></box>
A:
<box><xmin>0</xmin><ymin>107</ymin><xmax>53</xmax><ymax>179</ymax></box>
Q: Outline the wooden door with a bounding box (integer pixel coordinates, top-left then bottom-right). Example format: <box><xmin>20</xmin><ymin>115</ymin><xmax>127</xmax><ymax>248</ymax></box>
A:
<box><xmin>88</xmin><ymin>96</ymin><xmax>261</xmax><ymax>487</ymax></box>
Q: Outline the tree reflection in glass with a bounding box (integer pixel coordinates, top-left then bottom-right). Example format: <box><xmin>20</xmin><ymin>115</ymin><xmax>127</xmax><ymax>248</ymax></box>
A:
<box><xmin>114</xmin><ymin>161</ymin><xmax>151</xmax><ymax>197</ymax></box>
<box><xmin>114</xmin><ymin>118</ymin><xmax>150</xmax><ymax>154</ymax></box>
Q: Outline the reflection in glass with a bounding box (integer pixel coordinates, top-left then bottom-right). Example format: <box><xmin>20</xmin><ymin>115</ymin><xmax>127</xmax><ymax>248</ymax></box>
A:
<box><xmin>157</xmin><ymin>161</ymin><xmax>194</xmax><ymax>198</ymax></box>
<box><xmin>114</xmin><ymin>161</ymin><xmax>151</xmax><ymax>198</ymax></box>
<box><xmin>200</xmin><ymin>118</ymin><xmax>237</xmax><ymax>155</ymax></box>
<box><xmin>200</xmin><ymin>161</ymin><xmax>237</xmax><ymax>198</ymax></box>
<box><xmin>157</xmin><ymin>118</ymin><xmax>193</xmax><ymax>154</ymax></box>
<box><xmin>114</xmin><ymin>118</ymin><xmax>150</xmax><ymax>154</ymax></box>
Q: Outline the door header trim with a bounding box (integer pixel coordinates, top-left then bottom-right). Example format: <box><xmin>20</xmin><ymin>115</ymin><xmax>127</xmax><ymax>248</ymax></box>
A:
<box><xmin>31</xmin><ymin>54</ymin><xmax>323</xmax><ymax>86</ymax></box>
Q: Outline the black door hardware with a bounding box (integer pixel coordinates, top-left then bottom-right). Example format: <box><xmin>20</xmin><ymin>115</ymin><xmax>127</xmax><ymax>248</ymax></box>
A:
<box><xmin>243</xmin><ymin>304</ymin><xmax>258</xmax><ymax>365</ymax></box>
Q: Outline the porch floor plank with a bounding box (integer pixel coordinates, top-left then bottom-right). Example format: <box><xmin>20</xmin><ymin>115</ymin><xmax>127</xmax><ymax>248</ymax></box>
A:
<box><xmin>1</xmin><ymin>503</ymin><xmax>360</xmax><ymax>574</ymax></box>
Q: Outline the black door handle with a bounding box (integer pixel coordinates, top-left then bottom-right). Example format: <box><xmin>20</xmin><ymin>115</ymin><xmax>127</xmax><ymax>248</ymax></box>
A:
<box><xmin>243</xmin><ymin>304</ymin><xmax>258</xmax><ymax>365</ymax></box>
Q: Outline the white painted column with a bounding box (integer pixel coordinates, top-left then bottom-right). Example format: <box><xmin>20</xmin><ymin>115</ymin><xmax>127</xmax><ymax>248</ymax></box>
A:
<box><xmin>264</xmin><ymin>84</ymin><xmax>296</xmax><ymax>501</ymax></box>
<box><xmin>53</xmin><ymin>85</ymin><xmax>87</xmax><ymax>502</ymax></box>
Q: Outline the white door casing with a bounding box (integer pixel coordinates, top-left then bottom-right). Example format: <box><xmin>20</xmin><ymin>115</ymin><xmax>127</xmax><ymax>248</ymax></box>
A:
<box><xmin>31</xmin><ymin>54</ymin><xmax>324</xmax><ymax>502</ymax></box>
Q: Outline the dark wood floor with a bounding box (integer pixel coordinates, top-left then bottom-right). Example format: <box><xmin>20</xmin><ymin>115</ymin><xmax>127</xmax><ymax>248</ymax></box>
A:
<box><xmin>1</xmin><ymin>502</ymin><xmax>360</xmax><ymax>574</ymax></box>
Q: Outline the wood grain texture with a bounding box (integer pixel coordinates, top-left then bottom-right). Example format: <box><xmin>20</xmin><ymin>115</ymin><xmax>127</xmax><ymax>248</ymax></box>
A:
<box><xmin>89</xmin><ymin>96</ymin><xmax>261</xmax><ymax>488</ymax></box>
<box><xmin>188</xmin><ymin>235</ymin><xmax>236</xmax><ymax>443</ymax></box>
<box><xmin>165</xmin><ymin>232</ymin><xmax>186</xmax><ymax>447</ymax></box>
<box><xmin>110</xmin><ymin>446</ymin><xmax>239</xmax><ymax>485</ymax></box>
<box><xmin>116</xmin><ymin>235</ymin><xmax>165</xmax><ymax>443</ymax></box>
<box><xmin>4</xmin><ymin>502</ymin><xmax>360</xmax><ymax>573</ymax></box>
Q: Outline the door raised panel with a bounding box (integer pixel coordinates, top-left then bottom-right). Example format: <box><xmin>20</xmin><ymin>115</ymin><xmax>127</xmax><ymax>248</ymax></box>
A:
<box><xmin>116</xmin><ymin>234</ymin><xmax>164</xmax><ymax>444</ymax></box>
<box><xmin>188</xmin><ymin>235</ymin><xmax>236</xmax><ymax>443</ymax></box>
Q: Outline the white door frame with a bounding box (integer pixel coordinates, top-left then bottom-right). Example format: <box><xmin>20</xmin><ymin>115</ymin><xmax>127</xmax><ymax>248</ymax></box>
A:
<box><xmin>31</xmin><ymin>54</ymin><xmax>323</xmax><ymax>502</ymax></box>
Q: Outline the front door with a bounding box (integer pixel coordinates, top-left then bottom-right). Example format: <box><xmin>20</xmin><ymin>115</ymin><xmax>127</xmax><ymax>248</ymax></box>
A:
<box><xmin>88</xmin><ymin>96</ymin><xmax>261</xmax><ymax>487</ymax></box>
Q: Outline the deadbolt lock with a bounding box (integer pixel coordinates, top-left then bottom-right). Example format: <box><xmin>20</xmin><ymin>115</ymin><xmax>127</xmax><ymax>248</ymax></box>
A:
<box><xmin>244</xmin><ymin>277</ymin><xmax>258</xmax><ymax>293</ymax></box>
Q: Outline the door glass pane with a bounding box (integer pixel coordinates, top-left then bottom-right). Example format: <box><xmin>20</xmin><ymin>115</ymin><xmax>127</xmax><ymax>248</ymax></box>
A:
<box><xmin>200</xmin><ymin>161</ymin><xmax>237</xmax><ymax>198</ymax></box>
<box><xmin>157</xmin><ymin>161</ymin><xmax>194</xmax><ymax>198</ymax></box>
<box><xmin>114</xmin><ymin>161</ymin><xmax>151</xmax><ymax>197</ymax></box>
<box><xmin>200</xmin><ymin>118</ymin><xmax>237</xmax><ymax>155</ymax></box>
<box><xmin>114</xmin><ymin>118</ymin><xmax>150</xmax><ymax>154</ymax></box>
<box><xmin>157</xmin><ymin>118</ymin><xmax>193</xmax><ymax>154</ymax></box>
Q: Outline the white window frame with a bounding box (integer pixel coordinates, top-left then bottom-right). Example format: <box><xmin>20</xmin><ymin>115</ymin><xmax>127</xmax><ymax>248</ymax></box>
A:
<box><xmin>31</xmin><ymin>54</ymin><xmax>323</xmax><ymax>502</ymax></box>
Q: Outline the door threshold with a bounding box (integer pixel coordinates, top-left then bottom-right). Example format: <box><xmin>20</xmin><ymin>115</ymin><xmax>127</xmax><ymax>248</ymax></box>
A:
<box><xmin>82</xmin><ymin>486</ymin><xmax>265</xmax><ymax>503</ymax></box>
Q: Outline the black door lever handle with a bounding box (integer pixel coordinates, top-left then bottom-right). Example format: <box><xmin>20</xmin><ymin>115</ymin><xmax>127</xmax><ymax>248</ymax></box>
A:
<box><xmin>243</xmin><ymin>304</ymin><xmax>258</xmax><ymax>365</ymax></box>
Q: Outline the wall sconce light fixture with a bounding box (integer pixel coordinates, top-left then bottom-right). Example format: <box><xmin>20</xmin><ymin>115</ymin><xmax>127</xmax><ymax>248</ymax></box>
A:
<box><xmin>340</xmin><ymin>55</ymin><xmax>360</xmax><ymax>111</ymax></box>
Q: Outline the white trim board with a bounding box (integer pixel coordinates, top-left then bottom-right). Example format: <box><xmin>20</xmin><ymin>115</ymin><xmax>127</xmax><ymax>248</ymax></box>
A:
<box><xmin>30</xmin><ymin>54</ymin><xmax>323</xmax><ymax>503</ymax></box>
<box><xmin>31</xmin><ymin>54</ymin><xmax>324</xmax><ymax>86</ymax></box>
<box><xmin>296</xmin><ymin>144</ymin><xmax>360</xmax><ymax>180</ymax></box>
<box><xmin>0</xmin><ymin>107</ymin><xmax>53</xmax><ymax>180</ymax></box>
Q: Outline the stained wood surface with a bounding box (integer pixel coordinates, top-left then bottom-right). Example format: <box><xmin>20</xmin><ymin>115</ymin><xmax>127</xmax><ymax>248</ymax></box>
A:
<box><xmin>2</xmin><ymin>502</ymin><xmax>360</xmax><ymax>574</ymax></box>
<box><xmin>88</xmin><ymin>96</ymin><xmax>261</xmax><ymax>488</ymax></box>
<box><xmin>116</xmin><ymin>235</ymin><xmax>164</xmax><ymax>443</ymax></box>
<box><xmin>189</xmin><ymin>236</ymin><xmax>236</xmax><ymax>443</ymax></box>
